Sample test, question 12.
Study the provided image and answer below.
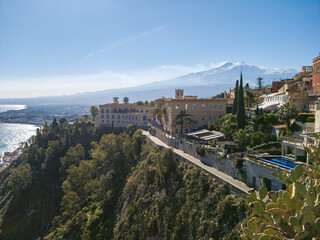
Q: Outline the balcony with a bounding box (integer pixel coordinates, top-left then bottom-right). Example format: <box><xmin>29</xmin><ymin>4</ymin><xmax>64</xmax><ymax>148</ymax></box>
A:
<box><xmin>308</xmin><ymin>103</ymin><xmax>320</xmax><ymax>111</ymax></box>
<box><xmin>307</xmin><ymin>89</ymin><xmax>320</xmax><ymax>96</ymax></box>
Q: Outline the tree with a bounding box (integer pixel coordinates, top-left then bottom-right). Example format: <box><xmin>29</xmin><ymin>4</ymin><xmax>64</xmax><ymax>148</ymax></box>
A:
<box><xmin>255</xmin><ymin>105</ymin><xmax>260</xmax><ymax>116</ymax></box>
<box><xmin>232</xmin><ymin>80</ymin><xmax>239</xmax><ymax>115</ymax></box>
<box><xmin>90</xmin><ymin>106</ymin><xmax>99</xmax><ymax>121</ymax></box>
<box><xmin>257</xmin><ymin>77</ymin><xmax>263</xmax><ymax>90</ymax></box>
<box><xmin>220</xmin><ymin>114</ymin><xmax>238</xmax><ymax>140</ymax></box>
<box><xmin>113</xmin><ymin>97</ymin><xmax>119</xmax><ymax>102</ymax></box>
<box><xmin>8</xmin><ymin>163</ymin><xmax>32</xmax><ymax>195</ymax></box>
<box><xmin>136</xmin><ymin>101</ymin><xmax>144</xmax><ymax>105</ymax></box>
<box><xmin>242</xmin><ymin>134</ymin><xmax>320</xmax><ymax>239</ymax></box>
<box><xmin>233</xmin><ymin>128</ymin><xmax>249</xmax><ymax>151</ymax></box>
<box><xmin>277</xmin><ymin>102</ymin><xmax>299</xmax><ymax>128</ymax></box>
<box><xmin>245</xmin><ymin>83</ymin><xmax>250</xmax><ymax>88</ymax></box>
<box><xmin>237</xmin><ymin>72</ymin><xmax>246</xmax><ymax>129</ymax></box>
<box><xmin>123</xmin><ymin>96</ymin><xmax>129</xmax><ymax>104</ymax></box>
<box><xmin>245</xmin><ymin>90</ymin><xmax>255</xmax><ymax>107</ymax></box>
<box><xmin>173</xmin><ymin>110</ymin><xmax>196</xmax><ymax>136</ymax></box>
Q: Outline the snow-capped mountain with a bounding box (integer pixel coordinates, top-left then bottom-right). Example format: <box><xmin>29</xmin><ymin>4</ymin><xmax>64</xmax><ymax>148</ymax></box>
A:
<box><xmin>0</xmin><ymin>62</ymin><xmax>299</xmax><ymax>105</ymax></box>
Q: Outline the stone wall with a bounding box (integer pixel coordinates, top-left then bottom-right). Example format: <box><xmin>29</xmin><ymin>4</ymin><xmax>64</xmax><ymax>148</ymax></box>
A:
<box><xmin>150</xmin><ymin>126</ymin><xmax>284</xmax><ymax>191</ymax></box>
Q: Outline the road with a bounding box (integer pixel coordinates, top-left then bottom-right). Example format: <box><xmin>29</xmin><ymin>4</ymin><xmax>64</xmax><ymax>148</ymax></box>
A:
<box><xmin>142</xmin><ymin>131</ymin><xmax>251</xmax><ymax>196</ymax></box>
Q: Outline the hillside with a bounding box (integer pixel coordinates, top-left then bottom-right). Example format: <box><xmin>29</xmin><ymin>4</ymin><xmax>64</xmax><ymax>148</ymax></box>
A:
<box><xmin>0</xmin><ymin>62</ymin><xmax>298</xmax><ymax>106</ymax></box>
<box><xmin>0</xmin><ymin>122</ymin><xmax>247</xmax><ymax>240</ymax></box>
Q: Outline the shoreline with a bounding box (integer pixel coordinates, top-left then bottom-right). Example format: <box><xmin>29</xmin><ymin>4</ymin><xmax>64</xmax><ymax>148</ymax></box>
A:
<box><xmin>0</xmin><ymin>137</ymin><xmax>33</xmax><ymax>172</ymax></box>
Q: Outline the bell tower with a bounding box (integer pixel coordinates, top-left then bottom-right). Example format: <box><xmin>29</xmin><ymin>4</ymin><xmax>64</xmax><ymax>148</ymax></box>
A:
<box><xmin>175</xmin><ymin>89</ymin><xmax>184</xmax><ymax>99</ymax></box>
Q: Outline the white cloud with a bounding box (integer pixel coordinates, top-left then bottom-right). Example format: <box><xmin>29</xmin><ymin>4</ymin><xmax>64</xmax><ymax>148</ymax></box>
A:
<box><xmin>85</xmin><ymin>25</ymin><xmax>166</xmax><ymax>58</ymax></box>
<box><xmin>0</xmin><ymin>63</ymin><xmax>217</xmax><ymax>98</ymax></box>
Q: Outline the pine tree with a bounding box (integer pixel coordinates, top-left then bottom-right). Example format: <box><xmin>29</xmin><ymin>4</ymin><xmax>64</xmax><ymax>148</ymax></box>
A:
<box><xmin>237</xmin><ymin>72</ymin><xmax>246</xmax><ymax>129</ymax></box>
<box><xmin>232</xmin><ymin>80</ymin><xmax>239</xmax><ymax>115</ymax></box>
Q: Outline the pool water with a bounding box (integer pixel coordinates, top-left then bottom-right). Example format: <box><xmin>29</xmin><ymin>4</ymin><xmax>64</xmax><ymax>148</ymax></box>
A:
<box><xmin>258</xmin><ymin>157</ymin><xmax>298</xmax><ymax>170</ymax></box>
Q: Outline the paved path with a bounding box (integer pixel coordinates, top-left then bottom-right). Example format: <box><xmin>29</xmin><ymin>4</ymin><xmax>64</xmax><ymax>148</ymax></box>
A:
<box><xmin>142</xmin><ymin>131</ymin><xmax>251</xmax><ymax>196</ymax></box>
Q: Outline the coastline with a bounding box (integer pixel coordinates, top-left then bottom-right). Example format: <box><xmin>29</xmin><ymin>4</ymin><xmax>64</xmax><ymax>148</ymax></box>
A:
<box><xmin>0</xmin><ymin>137</ymin><xmax>33</xmax><ymax>172</ymax></box>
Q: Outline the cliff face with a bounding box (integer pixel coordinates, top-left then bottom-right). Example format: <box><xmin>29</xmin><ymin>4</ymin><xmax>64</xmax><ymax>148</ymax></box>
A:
<box><xmin>0</xmin><ymin>123</ymin><xmax>247</xmax><ymax>240</ymax></box>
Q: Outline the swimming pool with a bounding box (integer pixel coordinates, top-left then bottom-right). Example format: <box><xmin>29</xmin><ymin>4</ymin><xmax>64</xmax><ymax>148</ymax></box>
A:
<box><xmin>258</xmin><ymin>156</ymin><xmax>298</xmax><ymax>170</ymax></box>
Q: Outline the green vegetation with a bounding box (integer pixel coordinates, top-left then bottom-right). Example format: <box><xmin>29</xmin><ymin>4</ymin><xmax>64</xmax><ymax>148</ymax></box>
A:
<box><xmin>123</xmin><ymin>96</ymin><xmax>129</xmax><ymax>104</ymax></box>
<box><xmin>173</xmin><ymin>110</ymin><xmax>196</xmax><ymax>136</ymax></box>
<box><xmin>296</xmin><ymin>113</ymin><xmax>315</xmax><ymax>123</ymax></box>
<box><xmin>0</xmin><ymin>119</ymin><xmax>247</xmax><ymax>239</ymax></box>
<box><xmin>242</xmin><ymin>134</ymin><xmax>320</xmax><ymax>239</ymax></box>
<box><xmin>237</xmin><ymin>72</ymin><xmax>246</xmax><ymax>130</ymax></box>
<box><xmin>277</xmin><ymin>102</ymin><xmax>299</xmax><ymax>128</ymax></box>
<box><xmin>90</xmin><ymin>106</ymin><xmax>99</xmax><ymax>121</ymax></box>
<box><xmin>232</xmin><ymin>80</ymin><xmax>239</xmax><ymax>115</ymax></box>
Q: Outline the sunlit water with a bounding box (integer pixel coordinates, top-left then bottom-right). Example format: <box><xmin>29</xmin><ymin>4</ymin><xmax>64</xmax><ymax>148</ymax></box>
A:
<box><xmin>0</xmin><ymin>104</ymin><xmax>26</xmax><ymax>113</ymax></box>
<box><xmin>0</xmin><ymin>105</ymin><xmax>37</xmax><ymax>157</ymax></box>
<box><xmin>0</xmin><ymin>123</ymin><xmax>38</xmax><ymax>156</ymax></box>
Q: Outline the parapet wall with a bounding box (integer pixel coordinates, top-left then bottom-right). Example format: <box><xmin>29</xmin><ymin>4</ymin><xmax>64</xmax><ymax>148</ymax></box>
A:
<box><xmin>150</xmin><ymin>126</ymin><xmax>283</xmax><ymax>191</ymax></box>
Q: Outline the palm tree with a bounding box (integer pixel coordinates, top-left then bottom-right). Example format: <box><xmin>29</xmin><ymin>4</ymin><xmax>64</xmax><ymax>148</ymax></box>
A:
<box><xmin>173</xmin><ymin>110</ymin><xmax>196</xmax><ymax>136</ymax></box>
<box><xmin>233</xmin><ymin>128</ymin><xmax>249</xmax><ymax>151</ymax></box>
<box><xmin>277</xmin><ymin>102</ymin><xmax>299</xmax><ymax>128</ymax></box>
<box><xmin>123</xmin><ymin>96</ymin><xmax>129</xmax><ymax>104</ymax></box>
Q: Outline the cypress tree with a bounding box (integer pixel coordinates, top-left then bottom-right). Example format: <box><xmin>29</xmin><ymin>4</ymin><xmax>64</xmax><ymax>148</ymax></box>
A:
<box><xmin>237</xmin><ymin>72</ymin><xmax>246</xmax><ymax>129</ymax></box>
<box><xmin>255</xmin><ymin>104</ymin><xmax>260</xmax><ymax>116</ymax></box>
<box><xmin>232</xmin><ymin>80</ymin><xmax>239</xmax><ymax>115</ymax></box>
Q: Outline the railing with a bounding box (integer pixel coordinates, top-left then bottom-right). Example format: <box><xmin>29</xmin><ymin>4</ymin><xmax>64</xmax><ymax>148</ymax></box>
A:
<box><xmin>282</xmin><ymin>137</ymin><xmax>304</xmax><ymax>146</ymax></box>
<box><xmin>307</xmin><ymin>90</ymin><xmax>320</xmax><ymax>96</ymax></box>
<box><xmin>309</xmin><ymin>103</ymin><xmax>320</xmax><ymax>111</ymax></box>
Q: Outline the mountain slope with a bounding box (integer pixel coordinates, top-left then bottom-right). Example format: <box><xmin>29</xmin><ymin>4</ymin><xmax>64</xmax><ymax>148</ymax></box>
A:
<box><xmin>0</xmin><ymin>62</ymin><xmax>298</xmax><ymax>105</ymax></box>
<box><xmin>0</xmin><ymin>123</ymin><xmax>247</xmax><ymax>239</ymax></box>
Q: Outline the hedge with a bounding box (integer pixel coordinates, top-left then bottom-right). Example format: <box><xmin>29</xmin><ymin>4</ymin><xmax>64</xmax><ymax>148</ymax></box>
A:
<box><xmin>297</xmin><ymin>113</ymin><xmax>315</xmax><ymax>123</ymax></box>
<box><xmin>250</xmin><ymin>142</ymin><xmax>281</xmax><ymax>150</ymax></box>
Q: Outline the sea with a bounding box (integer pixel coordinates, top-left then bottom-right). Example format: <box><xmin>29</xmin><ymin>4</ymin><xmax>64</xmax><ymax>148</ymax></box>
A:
<box><xmin>0</xmin><ymin>105</ymin><xmax>38</xmax><ymax>157</ymax></box>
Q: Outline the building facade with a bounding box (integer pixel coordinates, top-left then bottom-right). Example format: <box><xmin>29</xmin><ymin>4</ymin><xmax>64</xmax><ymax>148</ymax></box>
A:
<box><xmin>95</xmin><ymin>100</ymin><xmax>152</xmax><ymax>128</ymax></box>
<box><xmin>154</xmin><ymin>89</ymin><xmax>229</xmax><ymax>137</ymax></box>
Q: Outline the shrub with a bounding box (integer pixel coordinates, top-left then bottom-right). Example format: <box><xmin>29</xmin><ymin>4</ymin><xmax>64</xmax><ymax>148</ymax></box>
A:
<box><xmin>196</xmin><ymin>146</ymin><xmax>206</xmax><ymax>157</ymax></box>
<box><xmin>251</xmin><ymin>142</ymin><xmax>280</xmax><ymax>151</ymax></box>
<box><xmin>306</xmin><ymin>116</ymin><xmax>315</xmax><ymax>122</ymax></box>
<box><xmin>296</xmin><ymin>113</ymin><xmax>314</xmax><ymax>123</ymax></box>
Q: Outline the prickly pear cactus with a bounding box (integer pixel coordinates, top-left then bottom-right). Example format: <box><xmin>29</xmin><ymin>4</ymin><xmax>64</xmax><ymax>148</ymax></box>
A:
<box><xmin>241</xmin><ymin>134</ymin><xmax>320</xmax><ymax>240</ymax></box>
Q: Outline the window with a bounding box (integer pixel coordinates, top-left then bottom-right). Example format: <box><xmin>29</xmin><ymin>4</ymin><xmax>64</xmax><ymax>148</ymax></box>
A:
<box><xmin>102</xmin><ymin>120</ymin><xmax>104</xmax><ymax>123</ymax></box>
<box><xmin>175</xmin><ymin>104</ymin><xmax>179</xmax><ymax>110</ymax></box>
<box><xmin>168</xmin><ymin>102</ymin><xmax>172</xmax><ymax>108</ymax></box>
<box><xmin>215</xmin><ymin>104</ymin><xmax>217</xmax><ymax>108</ymax></box>
<box><xmin>209</xmin><ymin>104</ymin><xmax>213</xmax><ymax>110</ymax></box>
<box><xmin>185</xmin><ymin>104</ymin><xmax>189</xmax><ymax>110</ymax></box>
<box><xmin>129</xmin><ymin>115</ymin><xmax>131</xmax><ymax>120</ymax></box>
<box><xmin>101</xmin><ymin>114</ymin><xmax>104</xmax><ymax>118</ymax></box>
<box><xmin>202</xmin><ymin>115</ymin><xmax>205</xmax><ymax>121</ymax></box>
<box><xmin>106</xmin><ymin>109</ymin><xmax>109</xmax><ymax>113</ymax></box>
<box><xmin>106</xmin><ymin>115</ymin><xmax>109</xmax><ymax>119</ymax></box>
<box><xmin>135</xmin><ymin>116</ymin><xmax>138</xmax><ymax>120</ymax></box>
<box><xmin>208</xmin><ymin>115</ymin><xmax>212</xmax><ymax>121</ymax></box>
<box><xmin>112</xmin><ymin>115</ymin><xmax>115</xmax><ymax>119</ymax></box>
<box><xmin>117</xmin><ymin>115</ymin><xmax>120</xmax><ymax>119</ymax></box>
<box><xmin>202</xmin><ymin>103</ymin><xmax>206</xmax><ymax>110</ymax></box>
<box><xmin>192</xmin><ymin>104</ymin><xmax>196</xmax><ymax>110</ymax></box>
<box><xmin>143</xmin><ymin>116</ymin><xmax>147</xmax><ymax>121</ymax></box>
<box><xmin>219</xmin><ymin>104</ymin><xmax>222</xmax><ymax>110</ymax></box>
<box><xmin>101</xmin><ymin>108</ymin><xmax>104</xmax><ymax>113</ymax></box>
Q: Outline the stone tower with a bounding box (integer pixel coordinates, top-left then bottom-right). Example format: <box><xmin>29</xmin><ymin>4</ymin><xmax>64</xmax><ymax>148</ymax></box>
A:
<box><xmin>175</xmin><ymin>89</ymin><xmax>184</xmax><ymax>99</ymax></box>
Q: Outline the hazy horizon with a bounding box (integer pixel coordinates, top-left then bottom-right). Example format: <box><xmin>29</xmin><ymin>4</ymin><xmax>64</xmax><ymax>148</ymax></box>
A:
<box><xmin>1</xmin><ymin>0</ymin><xmax>319</xmax><ymax>98</ymax></box>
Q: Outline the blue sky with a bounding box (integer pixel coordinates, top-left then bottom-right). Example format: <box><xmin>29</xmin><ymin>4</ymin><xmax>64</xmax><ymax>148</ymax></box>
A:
<box><xmin>0</xmin><ymin>0</ymin><xmax>319</xmax><ymax>98</ymax></box>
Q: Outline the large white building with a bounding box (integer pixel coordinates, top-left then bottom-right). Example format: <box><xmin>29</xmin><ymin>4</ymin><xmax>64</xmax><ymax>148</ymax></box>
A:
<box><xmin>258</xmin><ymin>92</ymin><xmax>289</xmax><ymax>112</ymax></box>
<box><xmin>95</xmin><ymin>100</ymin><xmax>152</xmax><ymax>128</ymax></box>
